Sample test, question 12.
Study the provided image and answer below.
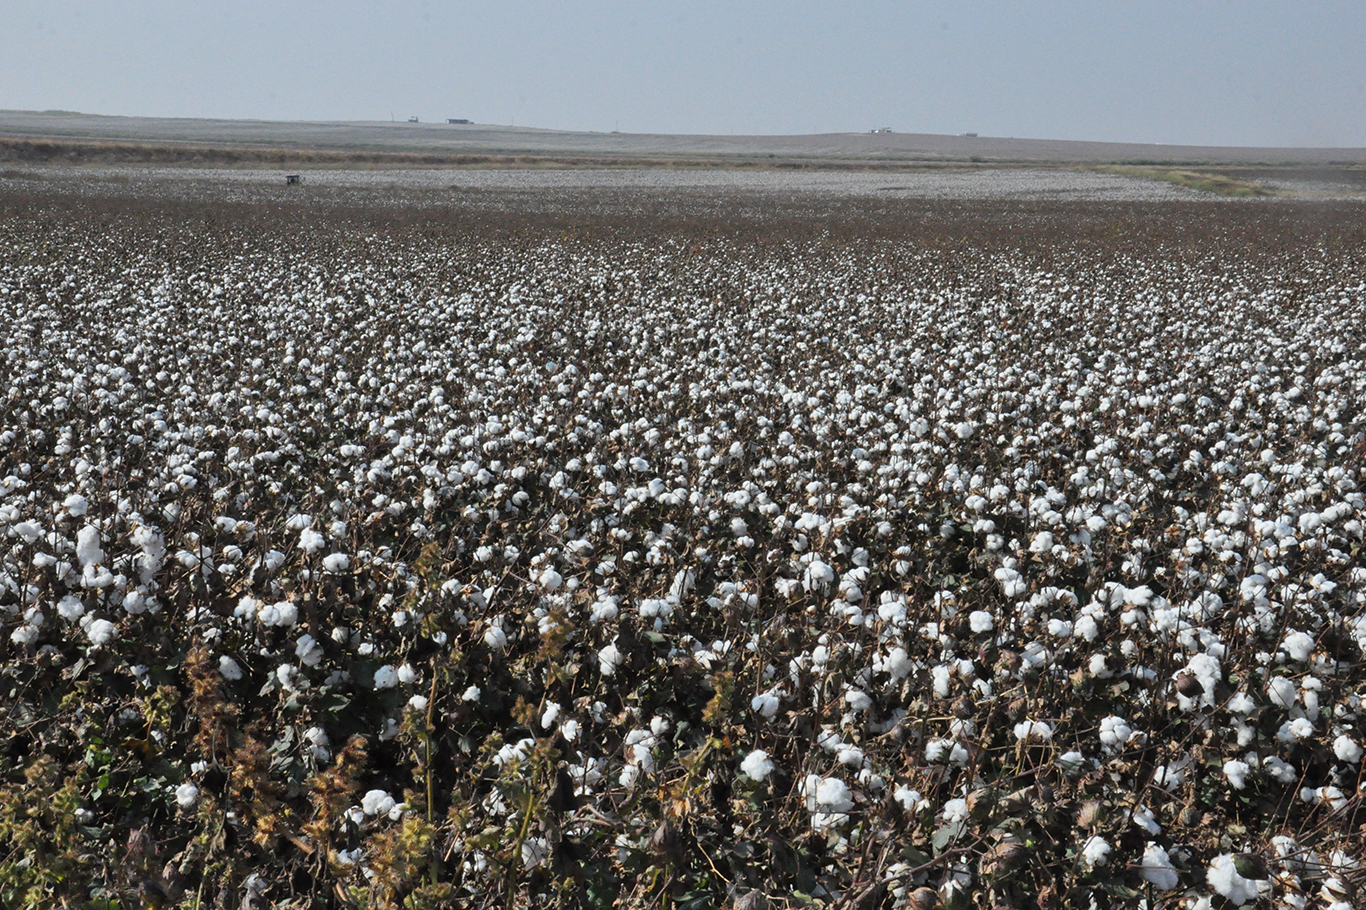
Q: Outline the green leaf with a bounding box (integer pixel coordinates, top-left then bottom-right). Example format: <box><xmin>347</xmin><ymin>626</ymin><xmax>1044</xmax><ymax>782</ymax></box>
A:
<box><xmin>931</xmin><ymin>819</ymin><xmax>966</xmax><ymax>853</ymax></box>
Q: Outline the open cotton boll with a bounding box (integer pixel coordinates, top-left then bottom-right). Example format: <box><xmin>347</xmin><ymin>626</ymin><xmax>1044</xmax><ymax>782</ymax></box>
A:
<box><xmin>1140</xmin><ymin>843</ymin><xmax>1180</xmax><ymax>890</ymax></box>
<box><xmin>1281</xmin><ymin>629</ymin><xmax>1314</xmax><ymax>662</ymax></box>
<box><xmin>297</xmin><ymin>528</ymin><xmax>326</xmax><ymax>555</ymax></box>
<box><xmin>1206</xmin><ymin>853</ymin><xmax>1271</xmax><ymax>905</ymax></box>
<box><xmin>1099</xmin><ymin>715</ymin><xmax>1133</xmax><ymax>749</ymax></box>
<box><xmin>1013</xmin><ymin>720</ymin><xmax>1052</xmax><ymax>743</ymax></box>
<box><xmin>84</xmin><ymin>618</ymin><xmax>117</xmax><ymax>647</ymax></box>
<box><xmin>361</xmin><ymin>789</ymin><xmax>395</xmax><ymax>817</ymax></box>
<box><xmin>1333</xmin><ymin>734</ymin><xmax>1363</xmax><ymax>763</ymax></box>
<box><xmin>175</xmin><ymin>782</ymin><xmax>199</xmax><ymax>809</ymax></box>
<box><xmin>321</xmin><ymin>553</ymin><xmax>349</xmax><ymax>574</ymax></box>
<box><xmin>1267</xmin><ymin>676</ymin><xmax>1297</xmax><ymax>709</ymax></box>
<box><xmin>740</xmin><ymin>749</ymin><xmax>774</xmax><ymax>781</ymax></box>
<box><xmin>813</xmin><ymin>777</ymin><xmax>853</xmax><ymax>813</ymax></box>
<box><xmin>62</xmin><ymin>493</ymin><xmax>89</xmax><ymax>516</ymax></box>
<box><xmin>751</xmin><ymin>692</ymin><xmax>780</xmax><ymax>718</ymax></box>
<box><xmin>295</xmin><ymin>634</ymin><xmax>323</xmax><ymax>667</ymax></box>
<box><xmin>541</xmin><ymin>702</ymin><xmax>562</xmax><ymax>730</ymax></box>
<box><xmin>57</xmin><ymin>595</ymin><xmax>85</xmax><ymax>622</ymax></box>
<box><xmin>461</xmin><ymin>685</ymin><xmax>481</xmax><ymax>702</ymax></box>
<box><xmin>1223</xmin><ymin>759</ymin><xmax>1250</xmax><ymax>790</ymax></box>
<box><xmin>598</xmin><ymin>642</ymin><xmax>622</xmax><ymax>676</ymax></box>
<box><xmin>589</xmin><ymin>595</ymin><xmax>619</xmax><ymax>622</ymax></box>
<box><xmin>968</xmin><ymin>610</ymin><xmax>994</xmax><ymax>633</ymax></box>
<box><xmin>257</xmin><ymin>600</ymin><xmax>298</xmax><ymax>627</ymax></box>
<box><xmin>218</xmin><ymin>655</ymin><xmax>244</xmax><ymax>681</ymax></box>
<box><xmin>1081</xmin><ymin>836</ymin><xmax>1111</xmax><ymax>868</ymax></box>
<box><xmin>372</xmin><ymin>665</ymin><xmax>398</xmax><ymax>689</ymax></box>
<box><xmin>483</xmin><ymin>621</ymin><xmax>508</xmax><ymax>651</ymax></box>
<box><xmin>75</xmin><ymin>525</ymin><xmax>104</xmax><ymax>568</ymax></box>
<box><xmin>537</xmin><ymin>567</ymin><xmax>563</xmax><ymax>591</ymax></box>
<box><xmin>844</xmin><ymin>689</ymin><xmax>872</xmax><ymax>711</ymax></box>
<box><xmin>893</xmin><ymin>786</ymin><xmax>923</xmax><ymax>811</ymax></box>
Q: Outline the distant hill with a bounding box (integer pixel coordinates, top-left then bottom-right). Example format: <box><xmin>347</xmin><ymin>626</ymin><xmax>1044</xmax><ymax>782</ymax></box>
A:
<box><xmin>2</xmin><ymin>109</ymin><xmax>1365</xmax><ymax>170</ymax></box>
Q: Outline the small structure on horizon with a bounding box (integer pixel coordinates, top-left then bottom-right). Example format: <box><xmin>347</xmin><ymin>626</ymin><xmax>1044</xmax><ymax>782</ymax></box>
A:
<box><xmin>871</xmin><ymin>127</ymin><xmax>893</xmax><ymax>134</ymax></box>
<box><xmin>408</xmin><ymin>116</ymin><xmax>420</xmax><ymax>123</ymax></box>
<box><xmin>285</xmin><ymin>174</ymin><xmax>302</xmax><ymax>186</ymax></box>
<box><xmin>961</xmin><ymin>132</ymin><xmax>978</xmax><ymax>138</ymax></box>
<box><xmin>447</xmin><ymin>118</ymin><xmax>472</xmax><ymax>124</ymax></box>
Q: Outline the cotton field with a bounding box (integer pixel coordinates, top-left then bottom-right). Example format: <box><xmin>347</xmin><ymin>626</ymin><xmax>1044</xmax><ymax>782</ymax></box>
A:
<box><xmin>2</xmin><ymin>182</ymin><xmax>1366</xmax><ymax>909</ymax></box>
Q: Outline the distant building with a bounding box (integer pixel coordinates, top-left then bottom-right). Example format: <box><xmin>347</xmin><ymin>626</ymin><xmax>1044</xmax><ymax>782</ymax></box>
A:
<box><xmin>285</xmin><ymin>174</ymin><xmax>302</xmax><ymax>185</ymax></box>
<box><xmin>447</xmin><ymin>118</ymin><xmax>472</xmax><ymax>124</ymax></box>
<box><xmin>961</xmin><ymin>132</ymin><xmax>978</xmax><ymax>138</ymax></box>
<box><xmin>408</xmin><ymin>116</ymin><xmax>420</xmax><ymax>123</ymax></box>
<box><xmin>871</xmin><ymin>127</ymin><xmax>893</xmax><ymax>134</ymax></box>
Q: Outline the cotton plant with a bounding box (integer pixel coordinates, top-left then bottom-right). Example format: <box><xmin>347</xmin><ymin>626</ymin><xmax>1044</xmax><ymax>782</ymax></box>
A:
<box><xmin>2</xmin><ymin>182</ymin><xmax>1366</xmax><ymax>908</ymax></box>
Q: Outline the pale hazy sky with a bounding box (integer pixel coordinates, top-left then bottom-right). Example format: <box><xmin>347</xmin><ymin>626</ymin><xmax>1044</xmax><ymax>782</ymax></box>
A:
<box><xmin>4</xmin><ymin>1</ymin><xmax>1364</xmax><ymax>147</ymax></box>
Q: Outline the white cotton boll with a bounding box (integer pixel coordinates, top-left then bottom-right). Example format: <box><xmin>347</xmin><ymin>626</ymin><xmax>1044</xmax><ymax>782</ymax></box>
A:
<box><xmin>590</xmin><ymin>596</ymin><xmax>619</xmax><ymax>622</ymax></box>
<box><xmin>219</xmin><ymin>655</ymin><xmax>244</xmax><ymax>681</ymax></box>
<box><xmin>1333</xmin><ymin>734</ymin><xmax>1363</xmax><ymax>763</ymax></box>
<box><xmin>1074</xmin><ymin>615</ymin><xmax>1099</xmax><ymax>641</ymax></box>
<box><xmin>1281</xmin><ymin>630</ymin><xmax>1314</xmax><ymax>663</ymax></box>
<box><xmin>285</xmin><ymin>514</ymin><xmax>313</xmax><ymax>532</ymax></box>
<box><xmin>1277</xmin><ymin>717</ymin><xmax>1315</xmax><ymax>742</ymax></box>
<box><xmin>1140</xmin><ymin>842</ymin><xmax>1180</xmax><ymax>891</ymax></box>
<box><xmin>276</xmin><ymin>664</ymin><xmax>298</xmax><ymax>690</ymax></box>
<box><xmin>122</xmin><ymin>590</ymin><xmax>147</xmax><ymax>615</ymax></box>
<box><xmin>63</xmin><ymin>494</ymin><xmax>89</xmax><ymax>516</ymax></box>
<box><xmin>1087</xmin><ymin>653</ymin><xmax>1112</xmax><ymax>678</ymax></box>
<box><xmin>884</xmin><ymin>647</ymin><xmax>913</xmax><ymax>680</ymax></box>
<box><xmin>805</xmin><ymin>559</ymin><xmax>835</xmax><ymax>587</ymax></box>
<box><xmin>76</xmin><ymin>525</ymin><xmax>104</xmax><ymax>568</ymax></box>
<box><xmin>541</xmin><ymin>702</ymin><xmax>562</xmax><ymax>730</ymax></box>
<box><xmin>559</xmin><ymin>719</ymin><xmax>580</xmax><ymax>742</ymax></box>
<box><xmin>1082</xmin><ymin>836</ymin><xmax>1111</xmax><ymax>868</ymax></box>
<box><xmin>57</xmin><ymin>595</ymin><xmax>85</xmax><ymax>622</ymax></box>
<box><xmin>619</xmin><ymin>764</ymin><xmax>641</xmax><ymax>788</ymax></box>
<box><xmin>940</xmin><ymin>797</ymin><xmax>969</xmax><ymax>823</ymax></box>
<box><xmin>1058</xmin><ymin>750</ymin><xmax>1088</xmax><ymax>773</ymax></box>
<box><xmin>1268</xmin><ymin>676</ymin><xmax>1297</xmax><ymax>709</ymax></box>
<box><xmin>322</xmin><ymin>553</ymin><xmax>350</xmax><ymax>574</ymax></box>
<box><xmin>408</xmin><ymin>695</ymin><xmax>429</xmax><ymax>712</ymax></box>
<box><xmin>297</xmin><ymin>528</ymin><xmax>326</xmax><ymax>555</ymax></box>
<box><xmin>462</xmin><ymin>685</ymin><xmax>481</xmax><ymax>702</ymax></box>
<box><xmin>10</xmin><ymin>624</ymin><xmax>39</xmax><ymax>645</ymax></box>
<box><xmin>1223</xmin><ymin>759</ymin><xmax>1250</xmax><ymax>790</ymax></box>
<box><xmin>361</xmin><ymin>789</ymin><xmax>395</xmax><ymax>817</ymax></box>
<box><xmin>14</xmin><ymin>521</ymin><xmax>44</xmax><ymax>543</ymax></box>
<box><xmin>814</xmin><ymin>778</ymin><xmax>854</xmax><ymax>813</ymax></box>
<box><xmin>373</xmin><ymin>665</ymin><xmax>398</xmax><ymax>689</ymax></box>
<box><xmin>295</xmin><ymin>634</ymin><xmax>323</xmax><ymax>667</ymax></box>
<box><xmin>1013</xmin><ymin>720</ymin><xmax>1052</xmax><ymax>743</ymax></box>
<box><xmin>968</xmin><ymin>610</ymin><xmax>994</xmax><ymax>633</ymax></box>
<box><xmin>730</xmin><ymin>517</ymin><xmax>749</xmax><ymax>537</ymax></box>
<box><xmin>751</xmin><ymin>692</ymin><xmax>780</xmax><ymax>718</ymax></box>
<box><xmin>844</xmin><ymin>689</ymin><xmax>872</xmax><ymax>711</ymax></box>
<box><xmin>740</xmin><ymin>749</ymin><xmax>774</xmax><ymax>781</ymax></box>
<box><xmin>175</xmin><ymin>782</ymin><xmax>199</xmax><ymax>809</ymax></box>
<box><xmin>1099</xmin><ymin>715</ymin><xmax>1133</xmax><ymax>749</ymax></box>
<box><xmin>1207</xmin><ymin>853</ymin><xmax>1272</xmax><ymax>905</ymax></box>
<box><xmin>484</xmin><ymin>622</ymin><xmax>508</xmax><ymax>651</ymax></box>
<box><xmin>1047</xmin><ymin>618</ymin><xmax>1073</xmax><ymax>638</ymax></box>
<box><xmin>836</xmin><ymin>745</ymin><xmax>865</xmax><ymax>767</ymax></box>
<box><xmin>598</xmin><ymin>642</ymin><xmax>622</xmax><ymax>676</ymax></box>
<box><xmin>85</xmin><ymin>618</ymin><xmax>117</xmax><ymax>647</ymax></box>
<box><xmin>397</xmin><ymin>664</ymin><xmax>417</xmax><ymax>684</ymax></box>
<box><xmin>538</xmin><ymin>567</ymin><xmax>563</xmax><ymax>591</ymax></box>
<box><xmin>893</xmin><ymin>786</ymin><xmax>922</xmax><ymax>811</ymax></box>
